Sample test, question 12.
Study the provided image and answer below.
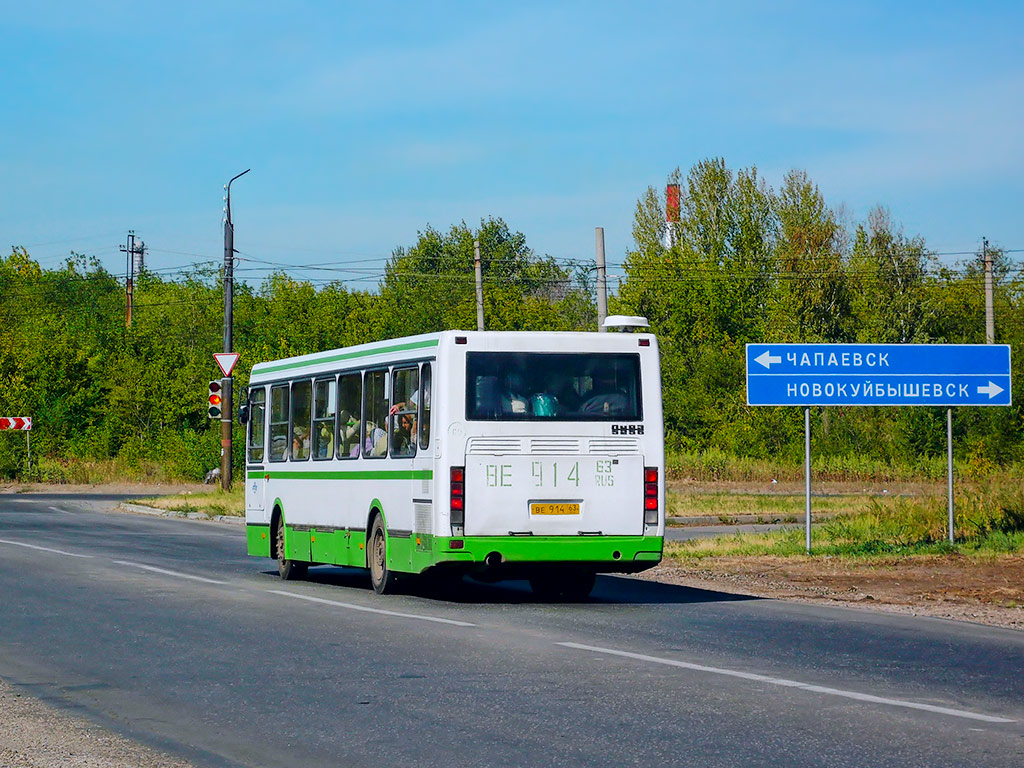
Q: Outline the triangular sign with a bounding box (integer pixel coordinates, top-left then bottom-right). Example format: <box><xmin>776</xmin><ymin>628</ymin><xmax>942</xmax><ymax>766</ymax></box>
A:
<box><xmin>214</xmin><ymin>352</ymin><xmax>241</xmax><ymax>377</ymax></box>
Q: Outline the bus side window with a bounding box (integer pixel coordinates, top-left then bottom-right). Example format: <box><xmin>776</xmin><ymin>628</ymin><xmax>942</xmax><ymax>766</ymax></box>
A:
<box><xmin>390</xmin><ymin>367</ymin><xmax>418</xmax><ymax>458</ymax></box>
<box><xmin>291</xmin><ymin>380</ymin><xmax>312</xmax><ymax>461</ymax></box>
<box><xmin>419</xmin><ymin>363</ymin><xmax>431</xmax><ymax>450</ymax></box>
<box><xmin>269</xmin><ymin>385</ymin><xmax>289</xmax><ymax>462</ymax></box>
<box><xmin>247</xmin><ymin>387</ymin><xmax>266</xmax><ymax>463</ymax></box>
<box><xmin>312</xmin><ymin>378</ymin><xmax>336</xmax><ymax>460</ymax></box>
<box><xmin>337</xmin><ymin>372</ymin><xmax>362</xmax><ymax>459</ymax></box>
<box><xmin>363</xmin><ymin>370</ymin><xmax>388</xmax><ymax>458</ymax></box>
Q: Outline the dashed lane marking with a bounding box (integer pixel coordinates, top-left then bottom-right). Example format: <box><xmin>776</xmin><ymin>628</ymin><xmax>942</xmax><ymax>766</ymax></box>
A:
<box><xmin>0</xmin><ymin>538</ymin><xmax>93</xmax><ymax>559</ymax></box>
<box><xmin>267</xmin><ymin>589</ymin><xmax>476</xmax><ymax>627</ymax></box>
<box><xmin>112</xmin><ymin>560</ymin><xmax>228</xmax><ymax>585</ymax></box>
<box><xmin>557</xmin><ymin>642</ymin><xmax>1015</xmax><ymax>724</ymax></box>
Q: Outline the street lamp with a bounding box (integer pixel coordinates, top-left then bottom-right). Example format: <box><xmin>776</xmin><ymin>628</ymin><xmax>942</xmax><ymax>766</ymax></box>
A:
<box><xmin>221</xmin><ymin>168</ymin><xmax>250</xmax><ymax>491</ymax></box>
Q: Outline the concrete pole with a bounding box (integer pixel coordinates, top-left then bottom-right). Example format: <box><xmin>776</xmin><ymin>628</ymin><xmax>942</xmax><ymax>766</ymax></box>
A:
<box><xmin>983</xmin><ymin>237</ymin><xmax>995</xmax><ymax>344</ymax></box>
<box><xmin>474</xmin><ymin>239</ymin><xmax>485</xmax><ymax>331</ymax></box>
<box><xmin>595</xmin><ymin>227</ymin><xmax>608</xmax><ymax>332</ymax></box>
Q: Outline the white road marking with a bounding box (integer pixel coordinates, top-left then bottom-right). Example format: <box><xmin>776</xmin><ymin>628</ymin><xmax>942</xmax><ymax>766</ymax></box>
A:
<box><xmin>112</xmin><ymin>560</ymin><xmax>228</xmax><ymax>585</ymax></box>
<box><xmin>558</xmin><ymin>642</ymin><xmax>1015</xmax><ymax>724</ymax></box>
<box><xmin>49</xmin><ymin>506</ymin><xmax>72</xmax><ymax>515</ymax></box>
<box><xmin>0</xmin><ymin>538</ymin><xmax>93</xmax><ymax>558</ymax></box>
<box><xmin>267</xmin><ymin>589</ymin><xmax>476</xmax><ymax>627</ymax></box>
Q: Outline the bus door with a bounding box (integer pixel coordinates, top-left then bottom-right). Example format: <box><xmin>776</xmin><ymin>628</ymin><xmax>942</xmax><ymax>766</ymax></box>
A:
<box><xmin>245</xmin><ymin>386</ymin><xmax>268</xmax><ymax>515</ymax></box>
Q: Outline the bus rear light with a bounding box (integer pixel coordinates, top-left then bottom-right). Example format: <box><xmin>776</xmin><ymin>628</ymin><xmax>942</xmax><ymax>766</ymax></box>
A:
<box><xmin>450</xmin><ymin>466</ymin><xmax>465</xmax><ymax>526</ymax></box>
<box><xmin>644</xmin><ymin>466</ymin><xmax>658</xmax><ymax>525</ymax></box>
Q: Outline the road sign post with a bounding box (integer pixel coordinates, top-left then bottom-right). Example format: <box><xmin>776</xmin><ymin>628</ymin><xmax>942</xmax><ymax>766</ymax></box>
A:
<box><xmin>804</xmin><ymin>407</ymin><xmax>811</xmax><ymax>553</ymax></box>
<box><xmin>746</xmin><ymin>344</ymin><xmax>1012</xmax><ymax>551</ymax></box>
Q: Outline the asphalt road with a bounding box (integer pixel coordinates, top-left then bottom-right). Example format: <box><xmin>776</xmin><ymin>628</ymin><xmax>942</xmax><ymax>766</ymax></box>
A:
<box><xmin>1</xmin><ymin>492</ymin><xmax>1023</xmax><ymax>768</ymax></box>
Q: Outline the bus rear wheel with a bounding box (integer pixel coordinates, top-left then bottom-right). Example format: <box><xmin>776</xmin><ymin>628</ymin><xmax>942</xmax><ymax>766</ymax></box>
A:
<box><xmin>529</xmin><ymin>569</ymin><xmax>595</xmax><ymax>601</ymax></box>
<box><xmin>275</xmin><ymin>516</ymin><xmax>307</xmax><ymax>581</ymax></box>
<box><xmin>369</xmin><ymin>515</ymin><xmax>399</xmax><ymax>595</ymax></box>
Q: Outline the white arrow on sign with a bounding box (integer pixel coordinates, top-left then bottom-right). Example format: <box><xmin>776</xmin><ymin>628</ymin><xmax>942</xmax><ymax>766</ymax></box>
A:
<box><xmin>214</xmin><ymin>352</ymin><xmax>241</xmax><ymax>377</ymax></box>
<box><xmin>755</xmin><ymin>350</ymin><xmax>782</xmax><ymax>369</ymax></box>
<box><xmin>977</xmin><ymin>381</ymin><xmax>1004</xmax><ymax>399</ymax></box>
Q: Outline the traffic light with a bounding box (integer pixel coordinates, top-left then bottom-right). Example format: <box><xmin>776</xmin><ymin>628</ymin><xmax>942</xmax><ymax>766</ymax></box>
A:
<box><xmin>208</xmin><ymin>380</ymin><xmax>223</xmax><ymax>419</ymax></box>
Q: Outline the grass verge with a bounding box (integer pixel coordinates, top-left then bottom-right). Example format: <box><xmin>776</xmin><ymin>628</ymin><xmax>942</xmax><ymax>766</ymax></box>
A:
<box><xmin>667</xmin><ymin>481</ymin><xmax>1024</xmax><ymax>559</ymax></box>
<box><xmin>666</xmin><ymin>490</ymin><xmax>893</xmax><ymax>521</ymax></box>
<box><xmin>129</xmin><ymin>487</ymin><xmax>244</xmax><ymax>517</ymax></box>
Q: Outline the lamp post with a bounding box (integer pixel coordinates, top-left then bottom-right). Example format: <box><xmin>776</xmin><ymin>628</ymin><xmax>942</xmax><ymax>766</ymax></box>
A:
<box><xmin>221</xmin><ymin>168</ymin><xmax>250</xmax><ymax>491</ymax></box>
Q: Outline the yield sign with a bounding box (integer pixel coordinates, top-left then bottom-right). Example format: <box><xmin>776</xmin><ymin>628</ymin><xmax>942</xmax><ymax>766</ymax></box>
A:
<box><xmin>214</xmin><ymin>352</ymin><xmax>240</xmax><ymax>377</ymax></box>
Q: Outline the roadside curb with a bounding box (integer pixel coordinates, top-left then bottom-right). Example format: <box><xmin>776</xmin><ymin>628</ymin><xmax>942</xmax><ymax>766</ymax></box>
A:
<box><xmin>118</xmin><ymin>502</ymin><xmax>245</xmax><ymax>526</ymax></box>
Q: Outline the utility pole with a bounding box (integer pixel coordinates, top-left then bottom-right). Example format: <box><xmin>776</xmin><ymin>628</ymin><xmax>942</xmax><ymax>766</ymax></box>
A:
<box><xmin>983</xmin><ymin>237</ymin><xmax>995</xmax><ymax>344</ymax></box>
<box><xmin>222</xmin><ymin>169</ymin><xmax>250</xmax><ymax>491</ymax></box>
<box><xmin>595</xmin><ymin>227</ymin><xmax>608</xmax><ymax>332</ymax></box>
<box><xmin>119</xmin><ymin>230</ymin><xmax>136</xmax><ymax>328</ymax></box>
<box><xmin>474</xmin><ymin>238</ymin><xmax>485</xmax><ymax>331</ymax></box>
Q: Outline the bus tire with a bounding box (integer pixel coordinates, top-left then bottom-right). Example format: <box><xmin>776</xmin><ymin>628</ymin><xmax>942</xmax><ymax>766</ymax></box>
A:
<box><xmin>275</xmin><ymin>515</ymin><xmax>307</xmax><ymax>581</ymax></box>
<box><xmin>369</xmin><ymin>515</ymin><xmax>399</xmax><ymax>595</ymax></box>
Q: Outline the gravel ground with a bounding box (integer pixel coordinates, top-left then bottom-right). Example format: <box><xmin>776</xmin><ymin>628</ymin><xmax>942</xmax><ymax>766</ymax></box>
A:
<box><xmin>0</xmin><ymin>679</ymin><xmax>195</xmax><ymax>768</ymax></box>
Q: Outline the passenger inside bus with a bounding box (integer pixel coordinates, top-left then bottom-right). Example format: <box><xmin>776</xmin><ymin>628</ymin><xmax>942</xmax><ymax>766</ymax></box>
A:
<box><xmin>501</xmin><ymin>372</ymin><xmax>531</xmax><ymax>415</ymax></box>
<box><xmin>316</xmin><ymin>423</ymin><xmax>333</xmax><ymax>458</ymax></box>
<box><xmin>365</xmin><ymin>422</ymin><xmax>387</xmax><ymax>457</ymax></box>
<box><xmin>291</xmin><ymin>427</ymin><xmax>310</xmax><ymax>459</ymax></box>
<box><xmin>339</xmin><ymin>410</ymin><xmax>359</xmax><ymax>457</ymax></box>
<box><xmin>548</xmin><ymin>371</ymin><xmax>581</xmax><ymax>414</ymax></box>
<box><xmin>579</xmin><ymin>369</ymin><xmax>629</xmax><ymax>416</ymax></box>
<box><xmin>391</xmin><ymin>412</ymin><xmax>416</xmax><ymax>456</ymax></box>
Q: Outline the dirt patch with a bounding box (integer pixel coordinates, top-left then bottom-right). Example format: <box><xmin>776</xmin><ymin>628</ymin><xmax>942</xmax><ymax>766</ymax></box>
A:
<box><xmin>644</xmin><ymin>554</ymin><xmax>1024</xmax><ymax>630</ymax></box>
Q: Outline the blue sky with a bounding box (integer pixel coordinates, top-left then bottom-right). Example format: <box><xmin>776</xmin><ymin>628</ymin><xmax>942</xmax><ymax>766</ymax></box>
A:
<box><xmin>2</xmin><ymin>1</ymin><xmax>1022</xmax><ymax>288</ymax></box>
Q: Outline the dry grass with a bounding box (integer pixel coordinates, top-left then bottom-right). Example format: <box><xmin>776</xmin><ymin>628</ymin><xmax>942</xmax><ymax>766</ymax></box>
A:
<box><xmin>666</xmin><ymin>489</ymin><xmax>896</xmax><ymax>521</ymax></box>
<box><xmin>130</xmin><ymin>487</ymin><xmax>244</xmax><ymax>517</ymax></box>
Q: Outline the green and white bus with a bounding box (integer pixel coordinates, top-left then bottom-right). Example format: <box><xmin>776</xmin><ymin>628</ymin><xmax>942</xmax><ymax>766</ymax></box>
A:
<box><xmin>241</xmin><ymin>329</ymin><xmax>664</xmax><ymax>599</ymax></box>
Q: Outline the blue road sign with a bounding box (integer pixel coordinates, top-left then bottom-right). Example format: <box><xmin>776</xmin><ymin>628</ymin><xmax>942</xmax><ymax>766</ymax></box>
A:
<box><xmin>746</xmin><ymin>344</ymin><xmax>1012</xmax><ymax>407</ymax></box>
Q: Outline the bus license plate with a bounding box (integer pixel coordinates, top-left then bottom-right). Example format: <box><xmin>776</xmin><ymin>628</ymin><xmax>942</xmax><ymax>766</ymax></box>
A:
<box><xmin>530</xmin><ymin>502</ymin><xmax>580</xmax><ymax>516</ymax></box>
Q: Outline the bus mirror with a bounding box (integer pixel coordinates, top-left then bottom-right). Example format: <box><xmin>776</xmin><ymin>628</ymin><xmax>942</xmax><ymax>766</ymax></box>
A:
<box><xmin>238</xmin><ymin>402</ymin><xmax>250</xmax><ymax>425</ymax></box>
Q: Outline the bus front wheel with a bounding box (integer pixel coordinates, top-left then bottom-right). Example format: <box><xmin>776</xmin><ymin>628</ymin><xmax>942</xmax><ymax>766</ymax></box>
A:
<box><xmin>275</xmin><ymin>516</ymin><xmax>307</xmax><ymax>581</ymax></box>
<box><xmin>369</xmin><ymin>515</ymin><xmax>399</xmax><ymax>595</ymax></box>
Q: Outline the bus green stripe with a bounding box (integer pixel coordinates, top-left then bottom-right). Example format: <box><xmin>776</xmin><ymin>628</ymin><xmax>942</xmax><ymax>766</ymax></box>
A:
<box><xmin>249</xmin><ymin>469</ymin><xmax>433</xmax><ymax>481</ymax></box>
<box><xmin>252</xmin><ymin>338</ymin><xmax>439</xmax><ymax>375</ymax></box>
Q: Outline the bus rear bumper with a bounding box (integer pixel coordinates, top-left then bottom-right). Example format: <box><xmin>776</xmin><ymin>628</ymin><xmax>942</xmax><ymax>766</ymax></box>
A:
<box><xmin>435</xmin><ymin>534</ymin><xmax>663</xmax><ymax>574</ymax></box>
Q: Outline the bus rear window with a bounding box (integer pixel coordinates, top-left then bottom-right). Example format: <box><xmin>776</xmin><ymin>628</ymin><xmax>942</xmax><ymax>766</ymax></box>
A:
<box><xmin>466</xmin><ymin>352</ymin><xmax>641</xmax><ymax>421</ymax></box>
